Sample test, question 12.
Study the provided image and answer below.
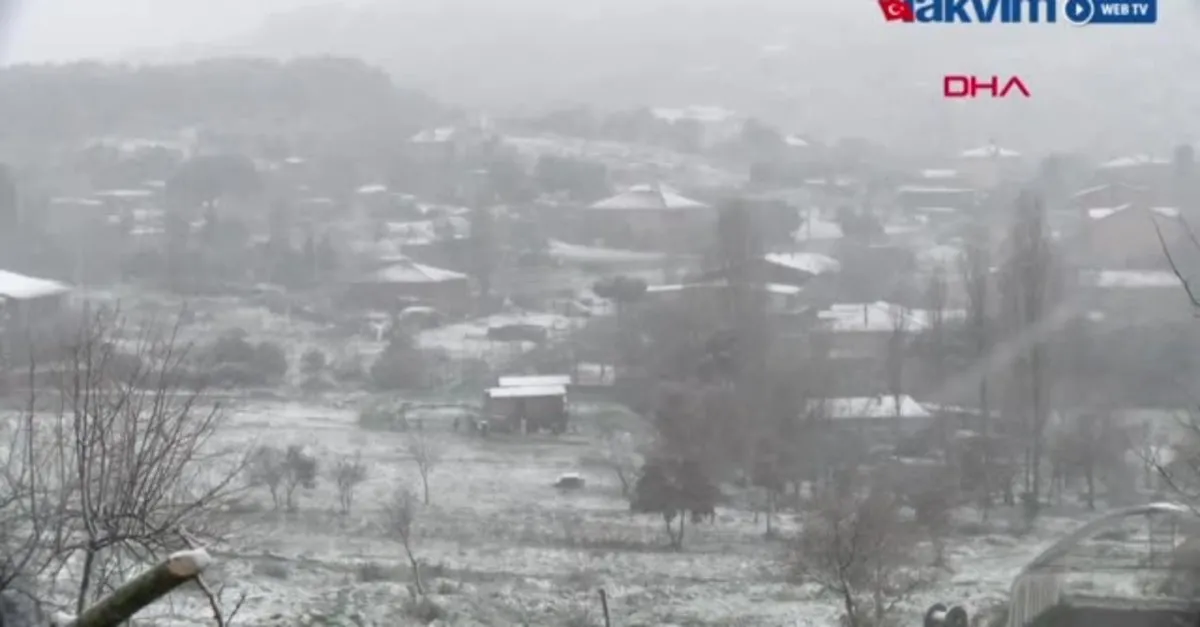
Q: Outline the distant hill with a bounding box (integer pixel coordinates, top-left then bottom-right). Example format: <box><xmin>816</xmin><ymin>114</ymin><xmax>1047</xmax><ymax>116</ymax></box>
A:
<box><xmin>127</xmin><ymin>0</ymin><xmax>1200</xmax><ymax>156</ymax></box>
<box><xmin>0</xmin><ymin>56</ymin><xmax>443</xmax><ymax>149</ymax></box>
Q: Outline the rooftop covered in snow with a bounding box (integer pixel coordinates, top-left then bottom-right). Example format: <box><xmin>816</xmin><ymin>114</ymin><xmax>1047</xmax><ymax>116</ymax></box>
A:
<box><xmin>588</xmin><ymin>184</ymin><xmax>709</xmax><ymax>212</ymax></box>
<box><xmin>498</xmin><ymin>375</ymin><xmax>572</xmax><ymax>388</ymax></box>
<box><xmin>357</xmin><ymin>258</ymin><xmax>467</xmax><ymax>285</ymax></box>
<box><xmin>410</xmin><ymin>127</ymin><xmax>459</xmax><ymax>143</ymax></box>
<box><xmin>486</xmin><ymin>385</ymin><xmax>567</xmax><ymax>399</ymax></box>
<box><xmin>763</xmin><ymin>252</ymin><xmax>840</xmax><ymax>276</ymax></box>
<box><xmin>817</xmin><ymin>302</ymin><xmax>967</xmax><ymax>333</ymax></box>
<box><xmin>1098</xmin><ymin>154</ymin><xmax>1170</xmax><ymax>169</ymax></box>
<box><xmin>960</xmin><ymin>144</ymin><xmax>1021</xmax><ymax>159</ymax></box>
<box><xmin>1081</xmin><ymin>270</ymin><xmax>1183</xmax><ymax>289</ymax></box>
<box><xmin>1086</xmin><ymin>205</ymin><xmax>1178</xmax><ymax>220</ymax></box>
<box><xmin>810</xmin><ymin>395</ymin><xmax>932</xmax><ymax>420</ymax></box>
<box><xmin>0</xmin><ymin>270</ymin><xmax>71</xmax><ymax>301</ymax></box>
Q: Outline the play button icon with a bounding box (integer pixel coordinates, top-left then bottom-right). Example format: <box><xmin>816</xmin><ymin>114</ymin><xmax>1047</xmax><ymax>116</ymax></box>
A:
<box><xmin>1064</xmin><ymin>0</ymin><xmax>1095</xmax><ymax>25</ymax></box>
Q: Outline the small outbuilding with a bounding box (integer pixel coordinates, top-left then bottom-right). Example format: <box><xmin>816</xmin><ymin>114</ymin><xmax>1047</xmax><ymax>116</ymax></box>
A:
<box><xmin>484</xmin><ymin>382</ymin><xmax>568</xmax><ymax>434</ymax></box>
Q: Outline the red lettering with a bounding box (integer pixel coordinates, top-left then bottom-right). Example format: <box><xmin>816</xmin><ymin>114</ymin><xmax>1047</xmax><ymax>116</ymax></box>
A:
<box><xmin>942</xmin><ymin>75</ymin><xmax>1030</xmax><ymax>99</ymax></box>
<box><xmin>1000</xmin><ymin>76</ymin><xmax>1031</xmax><ymax>98</ymax></box>
<box><xmin>943</xmin><ymin>75</ymin><xmax>970</xmax><ymax>98</ymax></box>
<box><xmin>972</xmin><ymin>76</ymin><xmax>999</xmax><ymax>97</ymax></box>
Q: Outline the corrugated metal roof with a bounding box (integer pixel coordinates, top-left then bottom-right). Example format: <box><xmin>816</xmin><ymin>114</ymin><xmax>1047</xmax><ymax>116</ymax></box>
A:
<box><xmin>0</xmin><ymin>270</ymin><xmax>71</xmax><ymax>301</ymax></box>
<box><xmin>486</xmin><ymin>385</ymin><xmax>567</xmax><ymax>399</ymax></box>
<box><xmin>589</xmin><ymin>184</ymin><xmax>709</xmax><ymax>211</ymax></box>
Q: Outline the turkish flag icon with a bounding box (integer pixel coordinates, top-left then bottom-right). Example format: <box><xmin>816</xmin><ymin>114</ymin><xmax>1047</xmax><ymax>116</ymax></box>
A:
<box><xmin>879</xmin><ymin>0</ymin><xmax>915</xmax><ymax>22</ymax></box>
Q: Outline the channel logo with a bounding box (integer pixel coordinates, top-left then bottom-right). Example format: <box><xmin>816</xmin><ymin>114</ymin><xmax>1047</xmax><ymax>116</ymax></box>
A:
<box><xmin>1063</xmin><ymin>0</ymin><xmax>1156</xmax><ymax>24</ymax></box>
<box><xmin>877</xmin><ymin>0</ymin><xmax>1156</xmax><ymax>24</ymax></box>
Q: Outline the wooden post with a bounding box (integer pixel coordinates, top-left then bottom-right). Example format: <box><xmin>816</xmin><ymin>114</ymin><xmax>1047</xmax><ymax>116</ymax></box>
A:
<box><xmin>598</xmin><ymin>588</ymin><xmax>610</xmax><ymax>627</ymax></box>
<box><xmin>63</xmin><ymin>549</ymin><xmax>212</xmax><ymax>627</ymax></box>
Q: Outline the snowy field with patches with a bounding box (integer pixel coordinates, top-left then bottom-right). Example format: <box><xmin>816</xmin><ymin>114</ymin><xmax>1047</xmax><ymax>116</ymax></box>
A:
<box><xmin>109</xmin><ymin>398</ymin><xmax>1150</xmax><ymax>627</ymax></box>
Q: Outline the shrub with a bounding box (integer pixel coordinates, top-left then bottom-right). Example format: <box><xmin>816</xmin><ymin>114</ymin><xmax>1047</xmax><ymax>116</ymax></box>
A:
<box><xmin>301</xmin><ymin>348</ymin><xmax>327</xmax><ymax>378</ymax></box>
<box><xmin>401</xmin><ymin>594</ymin><xmax>445</xmax><ymax>625</ymax></box>
<box><xmin>201</xmin><ymin>329</ymin><xmax>289</xmax><ymax>386</ymax></box>
<box><xmin>358</xmin><ymin>401</ymin><xmax>411</xmax><ymax>432</ymax></box>
<box><xmin>371</xmin><ymin>333</ymin><xmax>432</xmax><ymax>390</ymax></box>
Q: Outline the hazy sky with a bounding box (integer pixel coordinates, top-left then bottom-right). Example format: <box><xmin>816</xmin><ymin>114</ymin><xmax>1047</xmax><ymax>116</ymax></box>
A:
<box><xmin>0</xmin><ymin>0</ymin><xmax>332</xmax><ymax>63</ymax></box>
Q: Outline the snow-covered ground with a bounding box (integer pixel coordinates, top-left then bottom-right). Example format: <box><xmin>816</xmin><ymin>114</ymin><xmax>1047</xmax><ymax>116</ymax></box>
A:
<box><xmin>118</xmin><ymin>399</ymin><xmax>1145</xmax><ymax>627</ymax></box>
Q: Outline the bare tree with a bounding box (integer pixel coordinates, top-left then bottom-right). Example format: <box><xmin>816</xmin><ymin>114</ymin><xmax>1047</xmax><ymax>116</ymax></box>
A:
<box><xmin>247</xmin><ymin>446</ymin><xmax>285</xmax><ymax>509</ymax></box>
<box><xmin>789</xmin><ymin>487</ymin><xmax>931</xmax><ymax>627</ymax></box>
<box><xmin>382</xmin><ymin>487</ymin><xmax>424</xmax><ymax>595</ymax></box>
<box><xmin>598</xmin><ymin>430</ymin><xmax>639</xmax><ymax>499</ymax></box>
<box><xmin>179</xmin><ymin>529</ymin><xmax>246</xmax><ymax>627</ymax></box>
<box><xmin>999</xmin><ymin>193</ymin><xmax>1061</xmax><ymax>508</ymax></box>
<box><xmin>6</xmin><ymin>308</ymin><xmax>249</xmax><ymax>616</ymax></box>
<box><xmin>332</xmin><ymin>453</ymin><xmax>368</xmax><ymax>515</ymax></box>
<box><xmin>885</xmin><ymin>304</ymin><xmax>910</xmax><ymax>425</ymax></box>
<box><xmin>921</xmin><ymin>266</ymin><xmax>950</xmax><ymax>392</ymax></box>
<box><xmin>958</xmin><ymin>228</ymin><xmax>997</xmax><ymax>515</ymax></box>
<box><xmin>406</xmin><ymin>432</ymin><xmax>442</xmax><ymax>505</ymax></box>
<box><xmin>280</xmin><ymin>445</ymin><xmax>318</xmax><ymax>512</ymax></box>
<box><xmin>0</xmin><ymin>364</ymin><xmax>68</xmax><ymax>620</ymax></box>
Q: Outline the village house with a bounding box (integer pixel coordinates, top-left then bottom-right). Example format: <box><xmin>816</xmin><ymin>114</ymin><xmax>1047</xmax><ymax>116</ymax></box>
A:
<box><xmin>0</xmin><ymin>270</ymin><xmax>72</xmax><ymax>347</ymax></box>
<box><xmin>407</xmin><ymin>123</ymin><xmax>493</xmax><ymax>166</ymax></box>
<box><xmin>793</xmin><ymin>211</ymin><xmax>845</xmax><ymax>254</ymax></box>
<box><xmin>649</xmin><ymin>105</ymin><xmax>744</xmax><ymax>148</ymax></box>
<box><xmin>809</xmin><ymin>395</ymin><xmax>936</xmax><ymax>437</ymax></box>
<box><xmin>643</xmin><ymin>281</ymin><xmax>803</xmax><ymax>316</ymax></box>
<box><xmin>1070</xmin><ymin>204</ymin><xmax>1185</xmax><ymax>269</ymax></box>
<box><xmin>695</xmin><ymin>251</ymin><xmax>840</xmax><ymax>289</ymax></box>
<box><xmin>1078</xmin><ymin>270</ymin><xmax>1192</xmax><ymax>326</ymax></box>
<box><xmin>345</xmin><ymin>257</ymin><xmax>471</xmax><ymax>315</ymax></box>
<box><xmin>811</xmin><ymin>301</ymin><xmax>964</xmax><ymax>396</ymax></box>
<box><xmin>1068</xmin><ymin>182</ymin><xmax>1154</xmax><ymax>213</ymax></box>
<box><xmin>1096</xmin><ymin>154</ymin><xmax>1172</xmax><ymax>187</ymax></box>
<box><xmin>895</xmin><ymin>184</ymin><xmax>977</xmax><ymax>215</ymax></box>
<box><xmin>581</xmin><ymin>183</ymin><xmax>714</xmax><ymax>251</ymax></box>
<box><xmin>957</xmin><ymin>143</ymin><xmax>1024</xmax><ymax>189</ymax></box>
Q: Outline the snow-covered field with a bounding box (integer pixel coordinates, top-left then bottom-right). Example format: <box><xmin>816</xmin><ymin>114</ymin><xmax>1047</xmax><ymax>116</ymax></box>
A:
<box><xmin>133</xmin><ymin>399</ymin><xmax>1126</xmax><ymax>627</ymax></box>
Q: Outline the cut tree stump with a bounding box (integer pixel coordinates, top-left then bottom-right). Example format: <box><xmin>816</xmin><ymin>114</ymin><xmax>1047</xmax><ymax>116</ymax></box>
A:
<box><xmin>62</xmin><ymin>549</ymin><xmax>212</xmax><ymax>627</ymax></box>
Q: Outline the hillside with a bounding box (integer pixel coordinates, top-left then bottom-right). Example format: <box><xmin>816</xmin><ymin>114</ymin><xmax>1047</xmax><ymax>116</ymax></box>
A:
<box><xmin>0</xmin><ymin>56</ymin><xmax>442</xmax><ymax>149</ymax></box>
<box><xmin>126</xmin><ymin>0</ymin><xmax>1200</xmax><ymax>155</ymax></box>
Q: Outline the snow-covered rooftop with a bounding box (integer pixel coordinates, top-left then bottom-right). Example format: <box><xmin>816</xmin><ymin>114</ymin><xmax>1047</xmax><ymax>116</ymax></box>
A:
<box><xmin>548</xmin><ymin>240</ymin><xmax>668</xmax><ymax>264</ymax></box>
<box><xmin>960</xmin><ymin>144</ymin><xmax>1021</xmax><ymax>159</ymax></box>
<box><xmin>94</xmin><ymin>189</ymin><xmax>154</xmax><ymax>199</ymax></box>
<box><xmin>1083</xmin><ymin>270</ymin><xmax>1182</xmax><ymax>289</ymax></box>
<box><xmin>588</xmin><ymin>184</ymin><xmax>709</xmax><ymax>211</ymax></box>
<box><xmin>498</xmin><ymin>375</ymin><xmax>572</xmax><ymax>388</ymax></box>
<box><xmin>486</xmin><ymin>385</ymin><xmax>567</xmax><ymax>399</ymax></box>
<box><xmin>784</xmin><ymin>134</ymin><xmax>811</xmax><ymax>148</ymax></box>
<box><xmin>1070</xmin><ymin>182</ymin><xmax>1146</xmax><ymax>199</ymax></box>
<box><xmin>897</xmin><ymin>185</ymin><xmax>974</xmax><ymax>194</ymax></box>
<box><xmin>356</xmin><ymin>184</ymin><xmax>388</xmax><ymax>195</ymax></box>
<box><xmin>0</xmin><ymin>270</ymin><xmax>71</xmax><ymax>301</ymax></box>
<box><xmin>650</xmin><ymin>105</ymin><xmax>738</xmax><ymax>124</ymax></box>
<box><xmin>813</xmin><ymin>395</ymin><xmax>932</xmax><ymax>420</ymax></box>
<box><xmin>1098</xmin><ymin>154</ymin><xmax>1170</xmax><ymax>169</ymax></box>
<box><xmin>410</xmin><ymin>127</ymin><xmax>458</xmax><ymax>143</ymax></box>
<box><xmin>50</xmin><ymin>197</ymin><xmax>104</xmax><ymax>208</ymax></box>
<box><xmin>764</xmin><ymin>252</ymin><xmax>840</xmax><ymax>276</ymax></box>
<box><xmin>1086</xmin><ymin>205</ymin><xmax>1178</xmax><ymax>220</ymax></box>
<box><xmin>818</xmin><ymin>302</ymin><xmax>925</xmax><ymax>333</ymax></box>
<box><xmin>793</xmin><ymin>213</ymin><xmax>844</xmax><ymax>241</ymax></box>
<box><xmin>360</xmin><ymin>259</ymin><xmax>467</xmax><ymax>284</ymax></box>
<box><xmin>818</xmin><ymin>302</ymin><xmax>966</xmax><ymax>333</ymax></box>
<box><xmin>646</xmin><ymin>281</ymin><xmax>801</xmax><ymax>296</ymax></box>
